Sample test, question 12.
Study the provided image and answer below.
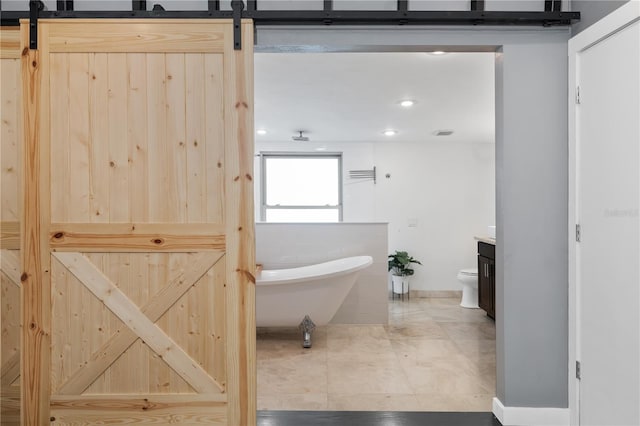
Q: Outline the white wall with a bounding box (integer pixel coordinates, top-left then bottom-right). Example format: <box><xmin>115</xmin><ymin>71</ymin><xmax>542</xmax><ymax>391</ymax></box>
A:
<box><xmin>255</xmin><ymin>139</ymin><xmax>495</xmax><ymax>292</ymax></box>
<box><xmin>375</xmin><ymin>141</ymin><xmax>495</xmax><ymax>292</ymax></box>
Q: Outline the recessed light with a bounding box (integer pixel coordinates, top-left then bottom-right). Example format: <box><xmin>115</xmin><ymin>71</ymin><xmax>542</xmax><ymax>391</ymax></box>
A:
<box><xmin>430</xmin><ymin>51</ymin><xmax>446</xmax><ymax>55</ymax></box>
<box><xmin>399</xmin><ymin>100</ymin><xmax>415</xmax><ymax>108</ymax></box>
<box><xmin>256</xmin><ymin>129</ymin><xmax>267</xmax><ymax>135</ymax></box>
<box><xmin>383</xmin><ymin>129</ymin><xmax>398</xmax><ymax>136</ymax></box>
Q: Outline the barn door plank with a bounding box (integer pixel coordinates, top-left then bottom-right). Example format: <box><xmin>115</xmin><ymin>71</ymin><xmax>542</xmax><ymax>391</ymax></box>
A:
<box><xmin>0</xmin><ymin>223</ymin><xmax>20</xmax><ymax>249</ymax></box>
<box><xmin>0</xmin><ymin>250</ymin><xmax>21</xmax><ymax>387</ymax></box>
<box><xmin>50</xmin><ymin>394</ymin><xmax>227</xmax><ymax>424</ymax></box>
<box><xmin>0</xmin><ymin>353</ymin><xmax>20</xmax><ymax>387</ymax></box>
<box><xmin>223</xmin><ymin>22</ymin><xmax>256</xmax><ymax>426</ymax></box>
<box><xmin>21</xmin><ymin>22</ymin><xmax>53</xmax><ymax>424</ymax></box>
<box><xmin>1</xmin><ymin>25</ymin><xmax>23</xmax><ymax>425</ymax></box>
<box><xmin>0</xmin><ymin>250</ymin><xmax>20</xmax><ymax>285</ymax></box>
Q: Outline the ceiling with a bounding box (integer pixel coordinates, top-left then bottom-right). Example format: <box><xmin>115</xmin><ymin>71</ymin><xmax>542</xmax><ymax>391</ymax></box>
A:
<box><xmin>254</xmin><ymin>51</ymin><xmax>496</xmax><ymax>145</ymax></box>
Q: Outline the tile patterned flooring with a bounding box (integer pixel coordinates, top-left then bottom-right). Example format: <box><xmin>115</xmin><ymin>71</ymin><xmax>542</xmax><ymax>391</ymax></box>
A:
<box><xmin>257</xmin><ymin>296</ymin><xmax>496</xmax><ymax>411</ymax></box>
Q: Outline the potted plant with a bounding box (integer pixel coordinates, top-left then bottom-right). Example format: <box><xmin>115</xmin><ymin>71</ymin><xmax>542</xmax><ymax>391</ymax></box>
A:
<box><xmin>388</xmin><ymin>250</ymin><xmax>422</xmax><ymax>294</ymax></box>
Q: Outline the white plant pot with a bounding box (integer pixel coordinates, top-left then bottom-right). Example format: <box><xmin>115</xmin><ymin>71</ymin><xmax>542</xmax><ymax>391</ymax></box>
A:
<box><xmin>391</xmin><ymin>275</ymin><xmax>410</xmax><ymax>294</ymax></box>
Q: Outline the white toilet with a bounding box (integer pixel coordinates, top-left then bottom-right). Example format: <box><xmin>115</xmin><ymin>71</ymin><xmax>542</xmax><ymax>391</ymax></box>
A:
<box><xmin>457</xmin><ymin>268</ymin><xmax>479</xmax><ymax>309</ymax></box>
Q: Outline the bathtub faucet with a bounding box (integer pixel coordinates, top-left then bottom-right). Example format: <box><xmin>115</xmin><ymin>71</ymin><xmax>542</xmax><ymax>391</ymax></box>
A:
<box><xmin>299</xmin><ymin>315</ymin><xmax>316</xmax><ymax>349</ymax></box>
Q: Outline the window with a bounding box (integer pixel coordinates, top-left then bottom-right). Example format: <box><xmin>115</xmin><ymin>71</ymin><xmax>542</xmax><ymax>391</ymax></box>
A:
<box><xmin>260</xmin><ymin>153</ymin><xmax>342</xmax><ymax>222</ymax></box>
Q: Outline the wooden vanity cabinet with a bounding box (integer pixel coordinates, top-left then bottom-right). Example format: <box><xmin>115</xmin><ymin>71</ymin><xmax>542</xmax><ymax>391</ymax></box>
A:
<box><xmin>477</xmin><ymin>241</ymin><xmax>495</xmax><ymax>319</ymax></box>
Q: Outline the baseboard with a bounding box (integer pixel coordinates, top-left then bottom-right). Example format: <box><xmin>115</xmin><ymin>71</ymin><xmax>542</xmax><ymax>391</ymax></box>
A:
<box><xmin>493</xmin><ymin>397</ymin><xmax>569</xmax><ymax>426</ymax></box>
<box><xmin>410</xmin><ymin>290</ymin><xmax>462</xmax><ymax>298</ymax></box>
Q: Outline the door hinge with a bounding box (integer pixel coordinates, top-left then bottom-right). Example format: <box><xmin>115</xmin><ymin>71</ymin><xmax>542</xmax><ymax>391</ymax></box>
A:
<box><xmin>576</xmin><ymin>224</ymin><xmax>581</xmax><ymax>242</ymax></box>
<box><xmin>575</xmin><ymin>86</ymin><xmax>581</xmax><ymax>104</ymax></box>
<box><xmin>576</xmin><ymin>360</ymin><xmax>581</xmax><ymax>380</ymax></box>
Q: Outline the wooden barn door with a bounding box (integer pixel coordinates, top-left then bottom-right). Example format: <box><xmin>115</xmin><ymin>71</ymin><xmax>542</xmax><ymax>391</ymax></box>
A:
<box><xmin>1</xmin><ymin>26</ymin><xmax>23</xmax><ymax>425</ymax></box>
<box><xmin>20</xmin><ymin>19</ymin><xmax>255</xmax><ymax>424</ymax></box>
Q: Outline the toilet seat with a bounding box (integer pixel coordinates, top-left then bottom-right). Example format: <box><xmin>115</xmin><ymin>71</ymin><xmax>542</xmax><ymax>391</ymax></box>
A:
<box><xmin>459</xmin><ymin>268</ymin><xmax>478</xmax><ymax>276</ymax></box>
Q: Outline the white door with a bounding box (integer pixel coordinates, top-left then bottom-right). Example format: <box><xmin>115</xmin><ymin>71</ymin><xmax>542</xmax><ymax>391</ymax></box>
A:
<box><xmin>574</xmin><ymin>8</ymin><xmax>639</xmax><ymax>426</ymax></box>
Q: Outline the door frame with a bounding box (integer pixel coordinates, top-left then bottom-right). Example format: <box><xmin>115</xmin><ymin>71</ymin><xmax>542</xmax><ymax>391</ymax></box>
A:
<box><xmin>256</xmin><ymin>28</ymin><xmax>569</xmax><ymax>425</ymax></box>
<box><xmin>568</xmin><ymin>2</ymin><xmax>640</xmax><ymax>424</ymax></box>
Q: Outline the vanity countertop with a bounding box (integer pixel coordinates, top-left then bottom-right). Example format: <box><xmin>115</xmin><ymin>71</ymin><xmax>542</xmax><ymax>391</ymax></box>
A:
<box><xmin>474</xmin><ymin>235</ymin><xmax>496</xmax><ymax>245</ymax></box>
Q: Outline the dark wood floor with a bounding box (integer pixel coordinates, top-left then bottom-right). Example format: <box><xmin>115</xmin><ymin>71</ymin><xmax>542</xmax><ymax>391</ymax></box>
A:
<box><xmin>257</xmin><ymin>411</ymin><xmax>502</xmax><ymax>426</ymax></box>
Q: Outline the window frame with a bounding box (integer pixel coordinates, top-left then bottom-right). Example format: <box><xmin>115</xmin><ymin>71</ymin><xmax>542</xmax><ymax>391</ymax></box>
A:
<box><xmin>259</xmin><ymin>152</ymin><xmax>343</xmax><ymax>222</ymax></box>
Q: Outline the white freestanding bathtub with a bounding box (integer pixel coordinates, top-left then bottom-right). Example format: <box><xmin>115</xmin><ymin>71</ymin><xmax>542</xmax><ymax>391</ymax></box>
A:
<box><xmin>256</xmin><ymin>255</ymin><xmax>373</xmax><ymax>347</ymax></box>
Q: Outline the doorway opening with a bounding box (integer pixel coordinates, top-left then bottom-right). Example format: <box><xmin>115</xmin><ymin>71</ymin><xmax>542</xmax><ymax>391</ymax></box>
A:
<box><xmin>253</xmin><ymin>49</ymin><xmax>497</xmax><ymax>412</ymax></box>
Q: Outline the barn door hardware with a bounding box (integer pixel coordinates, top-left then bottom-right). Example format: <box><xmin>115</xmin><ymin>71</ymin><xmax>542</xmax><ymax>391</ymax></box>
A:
<box><xmin>208</xmin><ymin>1</ymin><xmax>220</xmax><ymax>13</ymax></box>
<box><xmin>545</xmin><ymin>1</ymin><xmax>563</xmax><ymax>12</ymax></box>
<box><xmin>471</xmin><ymin>1</ymin><xmax>485</xmax><ymax>11</ymax></box>
<box><xmin>8</xmin><ymin>0</ymin><xmax>581</xmax><ymax>34</ymax></box>
<box><xmin>131</xmin><ymin>1</ymin><xmax>146</xmax><ymax>11</ymax></box>
<box><xmin>56</xmin><ymin>1</ymin><xmax>74</xmax><ymax>11</ymax></box>
<box><xmin>231</xmin><ymin>0</ymin><xmax>244</xmax><ymax>50</ymax></box>
<box><xmin>29</xmin><ymin>0</ymin><xmax>44</xmax><ymax>49</ymax></box>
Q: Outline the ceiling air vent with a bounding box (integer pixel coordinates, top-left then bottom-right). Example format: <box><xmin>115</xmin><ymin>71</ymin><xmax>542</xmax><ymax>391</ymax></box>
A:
<box><xmin>434</xmin><ymin>130</ymin><xmax>454</xmax><ymax>136</ymax></box>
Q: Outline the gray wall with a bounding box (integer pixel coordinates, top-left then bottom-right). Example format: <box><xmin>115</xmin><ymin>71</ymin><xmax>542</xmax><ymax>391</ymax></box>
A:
<box><xmin>571</xmin><ymin>0</ymin><xmax>630</xmax><ymax>34</ymax></box>
<box><xmin>495</xmin><ymin>39</ymin><xmax>569</xmax><ymax>408</ymax></box>
<box><xmin>256</xmin><ymin>26</ymin><xmax>570</xmax><ymax>408</ymax></box>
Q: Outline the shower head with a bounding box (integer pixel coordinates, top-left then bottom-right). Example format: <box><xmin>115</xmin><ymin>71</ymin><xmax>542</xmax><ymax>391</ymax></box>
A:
<box><xmin>292</xmin><ymin>131</ymin><xmax>310</xmax><ymax>142</ymax></box>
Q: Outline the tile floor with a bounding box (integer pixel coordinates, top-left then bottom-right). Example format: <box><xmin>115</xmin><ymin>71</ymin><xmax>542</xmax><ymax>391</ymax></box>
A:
<box><xmin>257</xmin><ymin>296</ymin><xmax>496</xmax><ymax>411</ymax></box>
